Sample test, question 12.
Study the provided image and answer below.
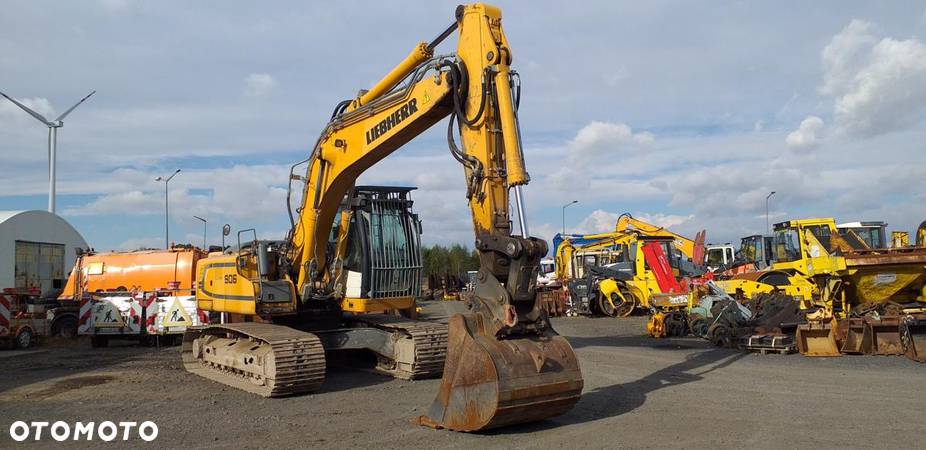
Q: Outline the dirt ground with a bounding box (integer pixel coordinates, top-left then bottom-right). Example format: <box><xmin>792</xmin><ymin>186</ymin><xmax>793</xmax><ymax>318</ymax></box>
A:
<box><xmin>1</xmin><ymin>301</ymin><xmax>924</xmax><ymax>449</ymax></box>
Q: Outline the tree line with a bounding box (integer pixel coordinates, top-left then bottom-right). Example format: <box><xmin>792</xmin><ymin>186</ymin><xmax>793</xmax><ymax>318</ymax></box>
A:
<box><xmin>421</xmin><ymin>244</ymin><xmax>479</xmax><ymax>277</ymax></box>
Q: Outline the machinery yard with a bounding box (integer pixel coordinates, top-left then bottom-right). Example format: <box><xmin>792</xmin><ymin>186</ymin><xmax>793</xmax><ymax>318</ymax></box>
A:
<box><xmin>1</xmin><ymin>311</ymin><xmax>923</xmax><ymax>449</ymax></box>
<box><xmin>3</xmin><ymin>2</ymin><xmax>926</xmax><ymax>448</ymax></box>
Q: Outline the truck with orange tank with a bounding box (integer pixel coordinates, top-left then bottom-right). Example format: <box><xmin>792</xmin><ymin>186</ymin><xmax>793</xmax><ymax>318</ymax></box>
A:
<box><xmin>59</xmin><ymin>246</ymin><xmax>210</xmax><ymax>346</ymax></box>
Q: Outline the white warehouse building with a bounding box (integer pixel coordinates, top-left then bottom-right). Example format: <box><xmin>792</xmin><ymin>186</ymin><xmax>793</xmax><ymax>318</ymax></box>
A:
<box><xmin>0</xmin><ymin>210</ymin><xmax>88</xmax><ymax>297</ymax></box>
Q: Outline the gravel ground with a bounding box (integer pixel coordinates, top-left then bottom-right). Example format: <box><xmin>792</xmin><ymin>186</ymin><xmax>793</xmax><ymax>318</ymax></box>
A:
<box><xmin>1</xmin><ymin>302</ymin><xmax>924</xmax><ymax>449</ymax></box>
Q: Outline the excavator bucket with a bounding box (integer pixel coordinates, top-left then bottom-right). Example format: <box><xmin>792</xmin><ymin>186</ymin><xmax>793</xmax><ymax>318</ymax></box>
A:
<box><xmin>901</xmin><ymin>314</ymin><xmax>926</xmax><ymax>363</ymax></box>
<box><xmin>418</xmin><ymin>313</ymin><xmax>583</xmax><ymax>431</ymax></box>
<box><xmin>838</xmin><ymin>318</ymin><xmax>872</xmax><ymax>354</ymax></box>
<box><xmin>796</xmin><ymin>319</ymin><xmax>841</xmax><ymax>357</ymax></box>
<box><xmin>866</xmin><ymin>316</ymin><xmax>904</xmax><ymax>355</ymax></box>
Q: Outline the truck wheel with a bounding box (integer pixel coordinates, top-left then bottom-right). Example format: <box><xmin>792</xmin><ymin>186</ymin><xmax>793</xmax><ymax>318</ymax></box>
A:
<box><xmin>15</xmin><ymin>328</ymin><xmax>34</xmax><ymax>349</ymax></box>
<box><xmin>91</xmin><ymin>336</ymin><xmax>109</xmax><ymax>348</ymax></box>
<box><xmin>54</xmin><ymin>317</ymin><xmax>78</xmax><ymax>339</ymax></box>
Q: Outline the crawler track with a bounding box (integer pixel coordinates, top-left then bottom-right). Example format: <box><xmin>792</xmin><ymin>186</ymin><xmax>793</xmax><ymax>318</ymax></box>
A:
<box><xmin>350</xmin><ymin>315</ymin><xmax>448</xmax><ymax>379</ymax></box>
<box><xmin>181</xmin><ymin>322</ymin><xmax>325</xmax><ymax>397</ymax></box>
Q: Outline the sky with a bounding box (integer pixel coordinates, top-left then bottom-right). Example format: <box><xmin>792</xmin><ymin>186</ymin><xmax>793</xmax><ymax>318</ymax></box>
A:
<box><xmin>1</xmin><ymin>0</ymin><xmax>925</xmax><ymax>252</ymax></box>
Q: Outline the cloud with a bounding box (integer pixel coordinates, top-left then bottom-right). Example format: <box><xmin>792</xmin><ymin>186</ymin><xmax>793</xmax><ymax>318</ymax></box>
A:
<box><xmin>785</xmin><ymin>115</ymin><xmax>824</xmax><ymax>150</ymax></box>
<box><xmin>632</xmin><ymin>212</ymin><xmax>694</xmax><ymax>229</ymax></box>
<box><xmin>821</xmin><ymin>19</ymin><xmax>926</xmax><ymax>136</ymax></box>
<box><xmin>244</xmin><ymin>73</ymin><xmax>277</xmax><ymax>98</ymax></box>
<box><xmin>62</xmin><ymin>164</ymin><xmax>291</xmax><ymax>226</ymax></box>
<box><xmin>545</xmin><ymin>121</ymin><xmax>655</xmax><ymax>193</ymax></box>
<box><xmin>565</xmin><ymin>210</ymin><xmax>694</xmax><ymax>237</ymax></box>
<box><xmin>573</xmin><ymin>210</ymin><xmax>621</xmax><ymax>234</ymax></box>
<box><xmin>821</xmin><ymin>20</ymin><xmax>878</xmax><ymax>97</ymax></box>
<box><xmin>64</xmin><ymin>190</ymin><xmax>160</xmax><ymax>216</ymax></box>
<box><xmin>99</xmin><ymin>0</ymin><xmax>135</xmax><ymax>14</ymax></box>
<box><xmin>568</xmin><ymin>121</ymin><xmax>654</xmax><ymax>166</ymax></box>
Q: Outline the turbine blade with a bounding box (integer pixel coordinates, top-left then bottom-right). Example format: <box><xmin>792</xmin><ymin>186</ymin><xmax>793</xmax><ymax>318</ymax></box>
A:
<box><xmin>0</xmin><ymin>91</ymin><xmax>53</xmax><ymax>126</ymax></box>
<box><xmin>55</xmin><ymin>90</ymin><xmax>96</xmax><ymax>122</ymax></box>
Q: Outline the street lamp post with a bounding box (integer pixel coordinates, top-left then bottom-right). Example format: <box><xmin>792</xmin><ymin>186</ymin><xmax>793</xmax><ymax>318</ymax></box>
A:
<box><xmin>562</xmin><ymin>200</ymin><xmax>578</xmax><ymax>235</ymax></box>
<box><xmin>193</xmin><ymin>216</ymin><xmax>207</xmax><ymax>249</ymax></box>
<box><xmin>155</xmin><ymin>169</ymin><xmax>181</xmax><ymax>249</ymax></box>
<box><xmin>766</xmin><ymin>191</ymin><xmax>776</xmax><ymax>234</ymax></box>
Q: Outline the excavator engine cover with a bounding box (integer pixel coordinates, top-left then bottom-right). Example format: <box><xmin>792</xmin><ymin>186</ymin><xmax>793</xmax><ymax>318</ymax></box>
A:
<box><xmin>796</xmin><ymin>319</ymin><xmax>841</xmax><ymax>357</ymax></box>
<box><xmin>418</xmin><ymin>313</ymin><xmax>583</xmax><ymax>431</ymax></box>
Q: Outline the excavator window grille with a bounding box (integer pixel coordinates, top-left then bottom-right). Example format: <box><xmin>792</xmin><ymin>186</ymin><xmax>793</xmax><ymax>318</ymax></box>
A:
<box><xmin>365</xmin><ymin>190</ymin><xmax>422</xmax><ymax>299</ymax></box>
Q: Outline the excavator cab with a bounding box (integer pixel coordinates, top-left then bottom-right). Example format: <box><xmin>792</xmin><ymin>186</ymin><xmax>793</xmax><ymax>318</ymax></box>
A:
<box><xmin>333</xmin><ymin>186</ymin><xmax>423</xmax><ymax>317</ymax></box>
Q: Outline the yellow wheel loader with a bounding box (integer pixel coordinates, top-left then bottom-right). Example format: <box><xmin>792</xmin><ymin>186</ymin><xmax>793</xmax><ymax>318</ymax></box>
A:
<box><xmin>182</xmin><ymin>4</ymin><xmax>583</xmax><ymax>432</ymax></box>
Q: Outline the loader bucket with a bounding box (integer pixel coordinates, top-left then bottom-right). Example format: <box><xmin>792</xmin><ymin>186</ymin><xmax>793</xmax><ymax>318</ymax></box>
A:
<box><xmin>900</xmin><ymin>315</ymin><xmax>926</xmax><ymax>363</ymax></box>
<box><xmin>838</xmin><ymin>318</ymin><xmax>872</xmax><ymax>355</ymax></box>
<box><xmin>418</xmin><ymin>313</ymin><xmax>583</xmax><ymax>431</ymax></box>
<box><xmin>796</xmin><ymin>320</ymin><xmax>841</xmax><ymax>357</ymax></box>
<box><xmin>867</xmin><ymin>316</ymin><xmax>904</xmax><ymax>356</ymax></box>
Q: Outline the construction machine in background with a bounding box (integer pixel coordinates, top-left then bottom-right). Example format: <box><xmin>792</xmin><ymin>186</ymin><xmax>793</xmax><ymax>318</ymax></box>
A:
<box><xmin>704</xmin><ymin>243</ymin><xmax>736</xmax><ymax>272</ymax></box>
<box><xmin>888</xmin><ymin>220</ymin><xmax>926</xmax><ymax>249</ymax></box>
<box><xmin>837</xmin><ymin>221</ymin><xmax>888</xmax><ymax>250</ymax></box>
<box><xmin>710</xmin><ymin>218</ymin><xmax>926</xmax><ymax>358</ymax></box>
<box><xmin>181</xmin><ymin>4</ymin><xmax>582</xmax><ymax>432</ymax></box>
<box><xmin>840</xmin><ymin>220</ymin><xmax>926</xmax><ymax>250</ymax></box>
<box><xmin>557</xmin><ymin>232</ymin><xmax>691</xmax><ymax>322</ymax></box>
<box><xmin>714</xmin><ymin>234</ymin><xmax>775</xmax><ymax>277</ymax></box>
<box><xmin>614</xmin><ymin>213</ymin><xmax>707</xmax><ymax>265</ymax></box>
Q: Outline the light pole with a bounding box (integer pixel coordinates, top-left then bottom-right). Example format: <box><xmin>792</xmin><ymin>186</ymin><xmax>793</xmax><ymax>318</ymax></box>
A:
<box><xmin>193</xmin><ymin>216</ymin><xmax>207</xmax><ymax>249</ymax></box>
<box><xmin>766</xmin><ymin>191</ymin><xmax>776</xmax><ymax>234</ymax></box>
<box><xmin>562</xmin><ymin>200</ymin><xmax>578</xmax><ymax>235</ymax></box>
<box><xmin>155</xmin><ymin>169</ymin><xmax>181</xmax><ymax>249</ymax></box>
<box><xmin>0</xmin><ymin>90</ymin><xmax>96</xmax><ymax>213</ymax></box>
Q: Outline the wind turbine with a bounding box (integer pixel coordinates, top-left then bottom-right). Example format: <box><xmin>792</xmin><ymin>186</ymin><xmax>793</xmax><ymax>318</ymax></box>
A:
<box><xmin>0</xmin><ymin>90</ymin><xmax>96</xmax><ymax>214</ymax></box>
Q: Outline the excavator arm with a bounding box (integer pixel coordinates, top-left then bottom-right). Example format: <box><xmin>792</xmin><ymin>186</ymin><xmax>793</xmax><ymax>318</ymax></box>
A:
<box><xmin>615</xmin><ymin>212</ymin><xmax>706</xmax><ymax>262</ymax></box>
<box><xmin>281</xmin><ymin>3</ymin><xmax>581</xmax><ymax>431</ymax></box>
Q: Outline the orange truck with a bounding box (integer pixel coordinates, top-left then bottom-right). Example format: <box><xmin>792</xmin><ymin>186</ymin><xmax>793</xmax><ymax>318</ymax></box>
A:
<box><xmin>59</xmin><ymin>246</ymin><xmax>210</xmax><ymax>346</ymax></box>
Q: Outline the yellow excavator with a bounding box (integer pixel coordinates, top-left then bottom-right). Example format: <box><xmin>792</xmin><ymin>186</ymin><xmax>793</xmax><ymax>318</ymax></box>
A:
<box><xmin>614</xmin><ymin>213</ymin><xmax>706</xmax><ymax>263</ymax></box>
<box><xmin>181</xmin><ymin>3</ymin><xmax>583</xmax><ymax>432</ymax></box>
